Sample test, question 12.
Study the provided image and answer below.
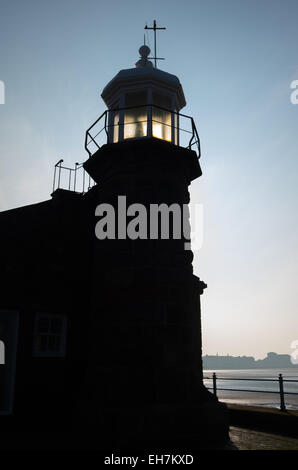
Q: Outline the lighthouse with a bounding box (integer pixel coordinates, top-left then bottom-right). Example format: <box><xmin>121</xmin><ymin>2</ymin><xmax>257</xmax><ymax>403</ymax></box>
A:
<box><xmin>79</xmin><ymin>40</ymin><xmax>229</xmax><ymax>448</ymax></box>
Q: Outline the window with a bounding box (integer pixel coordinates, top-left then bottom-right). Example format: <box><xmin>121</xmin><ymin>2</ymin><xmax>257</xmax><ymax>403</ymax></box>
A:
<box><xmin>33</xmin><ymin>313</ymin><xmax>67</xmax><ymax>357</ymax></box>
<box><xmin>152</xmin><ymin>92</ymin><xmax>172</xmax><ymax>142</ymax></box>
<box><xmin>113</xmin><ymin>110</ymin><xmax>119</xmax><ymax>143</ymax></box>
<box><xmin>124</xmin><ymin>91</ymin><xmax>148</xmax><ymax>139</ymax></box>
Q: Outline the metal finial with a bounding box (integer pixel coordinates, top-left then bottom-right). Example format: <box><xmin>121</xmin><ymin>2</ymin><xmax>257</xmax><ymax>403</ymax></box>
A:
<box><xmin>139</xmin><ymin>45</ymin><xmax>150</xmax><ymax>59</ymax></box>
<box><xmin>135</xmin><ymin>44</ymin><xmax>153</xmax><ymax>68</ymax></box>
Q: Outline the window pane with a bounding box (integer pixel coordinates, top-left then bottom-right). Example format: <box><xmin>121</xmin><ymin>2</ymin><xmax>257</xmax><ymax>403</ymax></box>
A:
<box><xmin>35</xmin><ymin>334</ymin><xmax>42</xmax><ymax>351</ymax></box>
<box><xmin>125</xmin><ymin>91</ymin><xmax>147</xmax><ymax>108</ymax></box>
<box><xmin>40</xmin><ymin>335</ymin><xmax>48</xmax><ymax>351</ymax></box>
<box><xmin>152</xmin><ymin>92</ymin><xmax>172</xmax><ymax>142</ymax></box>
<box><xmin>113</xmin><ymin>111</ymin><xmax>119</xmax><ymax>143</ymax></box>
<box><xmin>38</xmin><ymin>317</ymin><xmax>49</xmax><ymax>333</ymax></box>
<box><xmin>124</xmin><ymin>91</ymin><xmax>147</xmax><ymax>139</ymax></box>
<box><xmin>51</xmin><ymin>318</ymin><xmax>62</xmax><ymax>334</ymax></box>
<box><xmin>33</xmin><ymin>314</ymin><xmax>67</xmax><ymax>357</ymax></box>
<box><xmin>124</xmin><ymin>108</ymin><xmax>147</xmax><ymax>139</ymax></box>
<box><xmin>152</xmin><ymin>93</ymin><xmax>172</xmax><ymax>110</ymax></box>
<box><xmin>48</xmin><ymin>335</ymin><xmax>60</xmax><ymax>352</ymax></box>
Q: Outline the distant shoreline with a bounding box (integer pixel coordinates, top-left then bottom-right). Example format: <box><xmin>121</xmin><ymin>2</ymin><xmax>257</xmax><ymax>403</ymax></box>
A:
<box><xmin>203</xmin><ymin>352</ymin><xmax>298</xmax><ymax>370</ymax></box>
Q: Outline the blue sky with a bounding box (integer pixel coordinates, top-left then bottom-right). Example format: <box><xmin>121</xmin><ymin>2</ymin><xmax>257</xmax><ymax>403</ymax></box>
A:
<box><xmin>0</xmin><ymin>0</ymin><xmax>298</xmax><ymax>359</ymax></box>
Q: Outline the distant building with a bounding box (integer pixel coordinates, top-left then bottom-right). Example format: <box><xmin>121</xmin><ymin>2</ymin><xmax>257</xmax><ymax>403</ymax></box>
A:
<box><xmin>255</xmin><ymin>352</ymin><xmax>296</xmax><ymax>369</ymax></box>
<box><xmin>203</xmin><ymin>352</ymin><xmax>297</xmax><ymax>369</ymax></box>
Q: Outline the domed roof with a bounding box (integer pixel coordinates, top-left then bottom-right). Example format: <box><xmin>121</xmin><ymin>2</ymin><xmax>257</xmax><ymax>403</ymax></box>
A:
<box><xmin>101</xmin><ymin>46</ymin><xmax>186</xmax><ymax>110</ymax></box>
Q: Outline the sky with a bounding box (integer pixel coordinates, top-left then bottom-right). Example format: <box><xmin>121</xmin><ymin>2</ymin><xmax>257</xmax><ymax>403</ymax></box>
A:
<box><xmin>0</xmin><ymin>0</ymin><xmax>298</xmax><ymax>359</ymax></box>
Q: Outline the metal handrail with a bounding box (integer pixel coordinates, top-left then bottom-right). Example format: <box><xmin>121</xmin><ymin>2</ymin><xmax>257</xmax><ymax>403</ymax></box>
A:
<box><xmin>85</xmin><ymin>104</ymin><xmax>201</xmax><ymax>158</ymax></box>
<box><xmin>203</xmin><ymin>372</ymin><xmax>298</xmax><ymax>412</ymax></box>
<box><xmin>52</xmin><ymin>159</ymin><xmax>95</xmax><ymax>194</ymax></box>
<box><xmin>204</xmin><ymin>376</ymin><xmax>298</xmax><ymax>382</ymax></box>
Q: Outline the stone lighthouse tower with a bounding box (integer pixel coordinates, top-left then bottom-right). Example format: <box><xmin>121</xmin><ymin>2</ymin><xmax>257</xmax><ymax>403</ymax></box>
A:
<box><xmin>80</xmin><ymin>44</ymin><xmax>229</xmax><ymax>449</ymax></box>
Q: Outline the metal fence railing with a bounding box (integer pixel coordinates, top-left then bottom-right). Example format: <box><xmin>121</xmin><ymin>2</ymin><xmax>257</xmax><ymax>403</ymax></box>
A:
<box><xmin>84</xmin><ymin>104</ymin><xmax>201</xmax><ymax>158</ymax></box>
<box><xmin>52</xmin><ymin>106</ymin><xmax>201</xmax><ymax>194</ymax></box>
<box><xmin>203</xmin><ymin>373</ymin><xmax>298</xmax><ymax>412</ymax></box>
<box><xmin>52</xmin><ymin>159</ymin><xmax>95</xmax><ymax>194</ymax></box>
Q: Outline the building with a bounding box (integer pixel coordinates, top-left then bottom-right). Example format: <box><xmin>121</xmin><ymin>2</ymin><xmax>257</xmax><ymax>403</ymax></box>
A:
<box><xmin>203</xmin><ymin>355</ymin><xmax>256</xmax><ymax>370</ymax></box>
<box><xmin>0</xmin><ymin>43</ymin><xmax>229</xmax><ymax>448</ymax></box>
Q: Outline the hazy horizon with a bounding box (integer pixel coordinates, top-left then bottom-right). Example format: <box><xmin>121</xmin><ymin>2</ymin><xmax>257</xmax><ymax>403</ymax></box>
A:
<box><xmin>1</xmin><ymin>0</ymin><xmax>298</xmax><ymax>360</ymax></box>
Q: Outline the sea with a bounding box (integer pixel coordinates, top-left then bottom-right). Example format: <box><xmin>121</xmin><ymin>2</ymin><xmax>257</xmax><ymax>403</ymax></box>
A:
<box><xmin>203</xmin><ymin>368</ymin><xmax>298</xmax><ymax>410</ymax></box>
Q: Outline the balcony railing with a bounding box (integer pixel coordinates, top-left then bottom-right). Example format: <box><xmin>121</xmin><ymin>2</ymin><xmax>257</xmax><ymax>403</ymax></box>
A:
<box><xmin>85</xmin><ymin>104</ymin><xmax>201</xmax><ymax>158</ymax></box>
<box><xmin>52</xmin><ymin>159</ymin><xmax>95</xmax><ymax>194</ymax></box>
<box><xmin>204</xmin><ymin>373</ymin><xmax>298</xmax><ymax>412</ymax></box>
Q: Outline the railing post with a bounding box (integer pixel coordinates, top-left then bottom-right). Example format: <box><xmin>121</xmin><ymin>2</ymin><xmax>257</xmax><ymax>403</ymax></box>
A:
<box><xmin>53</xmin><ymin>165</ymin><xmax>57</xmax><ymax>193</ymax></box>
<box><xmin>279</xmin><ymin>373</ymin><xmax>286</xmax><ymax>412</ymax></box>
<box><xmin>171</xmin><ymin>111</ymin><xmax>175</xmax><ymax>144</ymax></box>
<box><xmin>176</xmin><ymin>113</ymin><xmax>179</xmax><ymax>146</ymax></box>
<box><xmin>118</xmin><ymin>95</ymin><xmax>125</xmax><ymax>141</ymax></box>
<box><xmin>212</xmin><ymin>372</ymin><xmax>217</xmax><ymax>398</ymax></box>
<box><xmin>55</xmin><ymin>159</ymin><xmax>63</xmax><ymax>190</ymax></box>
<box><xmin>104</xmin><ymin>111</ymin><xmax>110</xmax><ymax>143</ymax></box>
<box><xmin>74</xmin><ymin>163</ymin><xmax>79</xmax><ymax>192</ymax></box>
<box><xmin>82</xmin><ymin>169</ymin><xmax>85</xmax><ymax>194</ymax></box>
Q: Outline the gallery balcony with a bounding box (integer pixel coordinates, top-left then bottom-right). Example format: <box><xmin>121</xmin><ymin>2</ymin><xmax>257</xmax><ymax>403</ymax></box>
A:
<box><xmin>84</xmin><ymin>104</ymin><xmax>201</xmax><ymax>158</ymax></box>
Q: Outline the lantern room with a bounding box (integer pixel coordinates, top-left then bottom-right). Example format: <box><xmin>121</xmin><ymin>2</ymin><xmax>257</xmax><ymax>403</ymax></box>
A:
<box><xmin>101</xmin><ymin>45</ymin><xmax>186</xmax><ymax>145</ymax></box>
<box><xmin>84</xmin><ymin>45</ymin><xmax>201</xmax><ymax>158</ymax></box>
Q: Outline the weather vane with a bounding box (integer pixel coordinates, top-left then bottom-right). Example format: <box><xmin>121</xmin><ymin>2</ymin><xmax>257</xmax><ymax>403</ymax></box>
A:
<box><xmin>144</xmin><ymin>20</ymin><xmax>166</xmax><ymax>68</ymax></box>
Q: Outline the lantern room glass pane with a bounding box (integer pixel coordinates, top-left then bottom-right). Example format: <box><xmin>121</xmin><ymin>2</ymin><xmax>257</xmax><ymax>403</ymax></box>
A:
<box><xmin>152</xmin><ymin>93</ymin><xmax>172</xmax><ymax>142</ymax></box>
<box><xmin>124</xmin><ymin>91</ymin><xmax>147</xmax><ymax>139</ymax></box>
<box><xmin>113</xmin><ymin>111</ymin><xmax>119</xmax><ymax>143</ymax></box>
